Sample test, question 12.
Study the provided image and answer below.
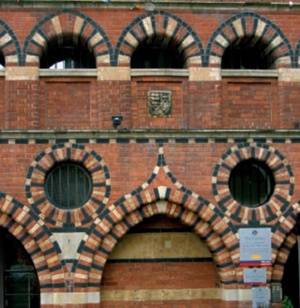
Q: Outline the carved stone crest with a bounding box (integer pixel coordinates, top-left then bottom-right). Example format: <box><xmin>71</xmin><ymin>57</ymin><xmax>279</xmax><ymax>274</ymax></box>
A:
<box><xmin>147</xmin><ymin>91</ymin><xmax>172</xmax><ymax>117</ymax></box>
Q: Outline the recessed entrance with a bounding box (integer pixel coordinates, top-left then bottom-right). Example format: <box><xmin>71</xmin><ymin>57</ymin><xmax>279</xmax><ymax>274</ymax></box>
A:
<box><xmin>100</xmin><ymin>215</ymin><xmax>220</xmax><ymax>307</ymax></box>
<box><xmin>0</xmin><ymin>227</ymin><xmax>40</xmax><ymax>308</ymax></box>
<box><xmin>282</xmin><ymin>240</ymin><xmax>299</xmax><ymax>307</ymax></box>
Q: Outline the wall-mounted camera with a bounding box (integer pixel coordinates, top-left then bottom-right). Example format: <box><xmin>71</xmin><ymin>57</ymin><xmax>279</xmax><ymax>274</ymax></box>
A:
<box><xmin>112</xmin><ymin>116</ymin><xmax>123</xmax><ymax>128</ymax></box>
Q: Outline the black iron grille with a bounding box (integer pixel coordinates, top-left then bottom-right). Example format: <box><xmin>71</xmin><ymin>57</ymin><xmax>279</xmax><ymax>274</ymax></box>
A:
<box><xmin>45</xmin><ymin>162</ymin><xmax>92</xmax><ymax>209</ymax></box>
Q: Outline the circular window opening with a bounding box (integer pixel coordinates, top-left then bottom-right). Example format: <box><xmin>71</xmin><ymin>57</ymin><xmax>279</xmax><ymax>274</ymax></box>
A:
<box><xmin>45</xmin><ymin>162</ymin><xmax>92</xmax><ymax>209</ymax></box>
<box><xmin>229</xmin><ymin>159</ymin><xmax>275</xmax><ymax>207</ymax></box>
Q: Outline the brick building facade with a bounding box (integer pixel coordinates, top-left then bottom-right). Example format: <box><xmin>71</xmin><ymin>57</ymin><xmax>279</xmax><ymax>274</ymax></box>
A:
<box><xmin>0</xmin><ymin>0</ymin><xmax>300</xmax><ymax>307</ymax></box>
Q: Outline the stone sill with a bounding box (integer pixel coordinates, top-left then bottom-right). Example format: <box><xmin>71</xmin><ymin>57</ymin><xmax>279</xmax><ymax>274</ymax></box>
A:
<box><xmin>131</xmin><ymin>69</ymin><xmax>189</xmax><ymax>77</ymax></box>
<box><xmin>39</xmin><ymin>69</ymin><xmax>188</xmax><ymax>78</ymax></box>
<box><xmin>221</xmin><ymin>69</ymin><xmax>278</xmax><ymax>78</ymax></box>
<box><xmin>39</xmin><ymin>68</ymin><xmax>278</xmax><ymax>79</ymax></box>
<box><xmin>39</xmin><ymin>68</ymin><xmax>189</xmax><ymax>78</ymax></box>
<box><xmin>1</xmin><ymin>68</ymin><xmax>279</xmax><ymax>79</ymax></box>
<box><xmin>39</xmin><ymin>69</ymin><xmax>97</xmax><ymax>77</ymax></box>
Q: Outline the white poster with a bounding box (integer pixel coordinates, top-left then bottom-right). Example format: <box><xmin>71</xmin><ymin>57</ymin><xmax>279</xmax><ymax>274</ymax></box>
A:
<box><xmin>240</xmin><ymin>228</ymin><xmax>272</xmax><ymax>266</ymax></box>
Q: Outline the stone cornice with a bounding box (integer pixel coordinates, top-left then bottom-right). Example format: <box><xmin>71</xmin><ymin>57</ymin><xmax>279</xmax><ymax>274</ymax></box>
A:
<box><xmin>0</xmin><ymin>129</ymin><xmax>299</xmax><ymax>140</ymax></box>
<box><xmin>1</xmin><ymin>0</ymin><xmax>300</xmax><ymax>11</ymax></box>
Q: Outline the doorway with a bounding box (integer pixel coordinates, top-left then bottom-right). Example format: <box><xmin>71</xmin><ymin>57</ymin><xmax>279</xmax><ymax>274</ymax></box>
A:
<box><xmin>282</xmin><ymin>240</ymin><xmax>299</xmax><ymax>307</ymax></box>
<box><xmin>0</xmin><ymin>227</ymin><xmax>40</xmax><ymax>308</ymax></box>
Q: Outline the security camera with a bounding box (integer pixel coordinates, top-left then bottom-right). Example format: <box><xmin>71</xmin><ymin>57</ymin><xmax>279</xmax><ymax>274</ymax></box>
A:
<box><xmin>112</xmin><ymin>116</ymin><xmax>122</xmax><ymax>128</ymax></box>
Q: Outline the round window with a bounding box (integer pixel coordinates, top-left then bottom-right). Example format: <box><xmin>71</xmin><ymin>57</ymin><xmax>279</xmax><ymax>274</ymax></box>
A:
<box><xmin>45</xmin><ymin>162</ymin><xmax>92</xmax><ymax>209</ymax></box>
<box><xmin>229</xmin><ymin>159</ymin><xmax>275</xmax><ymax>207</ymax></box>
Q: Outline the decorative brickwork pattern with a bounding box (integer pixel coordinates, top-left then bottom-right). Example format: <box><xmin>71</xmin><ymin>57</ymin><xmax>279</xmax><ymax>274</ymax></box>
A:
<box><xmin>0</xmin><ymin>136</ymin><xmax>299</xmax><ymax>146</ymax></box>
<box><xmin>0</xmin><ymin>18</ymin><xmax>20</xmax><ymax>65</ymax></box>
<box><xmin>114</xmin><ymin>10</ymin><xmax>204</xmax><ymax>67</ymax></box>
<box><xmin>206</xmin><ymin>12</ymin><xmax>294</xmax><ymax>68</ymax></box>
<box><xmin>212</xmin><ymin>143</ymin><xmax>294</xmax><ymax>224</ymax></box>
<box><xmin>272</xmin><ymin>230</ymin><xmax>297</xmax><ymax>283</ymax></box>
<box><xmin>294</xmin><ymin>38</ymin><xmax>300</xmax><ymax>67</ymax></box>
<box><xmin>0</xmin><ymin>192</ymin><xmax>64</xmax><ymax>289</ymax></box>
<box><xmin>270</xmin><ymin>200</ymin><xmax>300</xmax><ymax>281</ymax></box>
<box><xmin>2</xmin><ymin>10</ymin><xmax>299</xmax><ymax>69</ymax></box>
<box><xmin>25</xmin><ymin>143</ymin><xmax>111</xmax><ymax>228</ymax></box>
<box><xmin>73</xmin><ymin>145</ymin><xmax>239</xmax><ymax>289</ymax></box>
<box><xmin>23</xmin><ymin>9</ymin><xmax>112</xmax><ymax>67</ymax></box>
<box><xmin>1</xmin><ymin>4</ymin><xmax>300</xmax><ymax>306</ymax></box>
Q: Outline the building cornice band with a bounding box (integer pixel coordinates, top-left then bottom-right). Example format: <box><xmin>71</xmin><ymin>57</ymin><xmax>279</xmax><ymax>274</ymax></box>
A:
<box><xmin>0</xmin><ymin>129</ymin><xmax>299</xmax><ymax>140</ymax></box>
<box><xmin>1</xmin><ymin>0</ymin><xmax>300</xmax><ymax>11</ymax></box>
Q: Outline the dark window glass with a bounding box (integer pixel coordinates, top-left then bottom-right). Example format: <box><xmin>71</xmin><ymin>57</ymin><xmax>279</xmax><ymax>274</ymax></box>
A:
<box><xmin>40</xmin><ymin>39</ymin><xmax>95</xmax><ymax>69</ymax></box>
<box><xmin>131</xmin><ymin>38</ymin><xmax>184</xmax><ymax>69</ymax></box>
<box><xmin>222</xmin><ymin>39</ymin><xmax>274</xmax><ymax>69</ymax></box>
<box><xmin>45</xmin><ymin>162</ymin><xmax>92</xmax><ymax>209</ymax></box>
<box><xmin>229</xmin><ymin>159</ymin><xmax>275</xmax><ymax>207</ymax></box>
<box><xmin>0</xmin><ymin>228</ymin><xmax>40</xmax><ymax>308</ymax></box>
<box><xmin>0</xmin><ymin>53</ymin><xmax>4</xmax><ymax>68</ymax></box>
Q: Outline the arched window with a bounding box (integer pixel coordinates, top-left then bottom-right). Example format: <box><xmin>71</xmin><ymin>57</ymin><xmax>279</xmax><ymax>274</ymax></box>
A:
<box><xmin>0</xmin><ymin>227</ymin><xmax>40</xmax><ymax>307</ymax></box>
<box><xmin>40</xmin><ymin>36</ymin><xmax>96</xmax><ymax>69</ymax></box>
<box><xmin>221</xmin><ymin>38</ymin><xmax>274</xmax><ymax>69</ymax></box>
<box><xmin>131</xmin><ymin>36</ymin><xmax>185</xmax><ymax>69</ymax></box>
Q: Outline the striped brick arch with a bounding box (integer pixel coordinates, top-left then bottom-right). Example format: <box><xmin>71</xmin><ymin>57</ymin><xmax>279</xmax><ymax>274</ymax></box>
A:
<box><xmin>294</xmin><ymin>38</ymin><xmax>300</xmax><ymax>67</ymax></box>
<box><xmin>73</xmin><ymin>145</ymin><xmax>239</xmax><ymax>289</ymax></box>
<box><xmin>206</xmin><ymin>12</ymin><xmax>294</xmax><ymax>68</ymax></box>
<box><xmin>25</xmin><ymin>143</ymin><xmax>111</xmax><ymax>228</ymax></box>
<box><xmin>22</xmin><ymin>9</ymin><xmax>112</xmax><ymax>67</ymax></box>
<box><xmin>0</xmin><ymin>193</ymin><xmax>65</xmax><ymax>289</ymax></box>
<box><xmin>74</xmin><ymin>200</ymin><xmax>238</xmax><ymax>289</ymax></box>
<box><xmin>0</xmin><ymin>19</ymin><xmax>21</xmax><ymax>66</ymax></box>
<box><xmin>114</xmin><ymin>11</ymin><xmax>204</xmax><ymax>67</ymax></box>
<box><xmin>212</xmin><ymin>142</ymin><xmax>294</xmax><ymax>224</ymax></box>
<box><xmin>272</xmin><ymin>230</ymin><xmax>297</xmax><ymax>283</ymax></box>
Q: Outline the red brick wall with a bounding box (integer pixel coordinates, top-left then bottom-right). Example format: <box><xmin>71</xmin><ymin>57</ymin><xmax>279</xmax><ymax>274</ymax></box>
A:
<box><xmin>0</xmin><ymin>4</ymin><xmax>299</xmax><ymax>308</ymax></box>
<box><xmin>1</xmin><ymin>77</ymin><xmax>298</xmax><ymax>130</ymax></box>
<box><xmin>278</xmin><ymin>82</ymin><xmax>300</xmax><ymax>129</ymax></box>
<box><xmin>222</xmin><ymin>78</ymin><xmax>279</xmax><ymax>129</ymax></box>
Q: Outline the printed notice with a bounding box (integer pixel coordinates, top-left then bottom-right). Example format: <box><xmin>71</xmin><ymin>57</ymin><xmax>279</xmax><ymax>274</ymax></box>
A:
<box><xmin>240</xmin><ymin>228</ymin><xmax>272</xmax><ymax>267</ymax></box>
<box><xmin>252</xmin><ymin>287</ymin><xmax>270</xmax><ymax>308</ymax></box>
<box><xmin>244</xmin><ymin>268</ymin><xmax>267</xmax><ymax>284</ymax></box>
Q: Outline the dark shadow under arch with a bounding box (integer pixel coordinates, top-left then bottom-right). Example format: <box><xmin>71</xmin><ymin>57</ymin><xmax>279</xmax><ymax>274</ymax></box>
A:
<box><xmin>282</xmin><ymin>236</ymin><xmax>299</xmax><ymax>308</ymax></box>
<box><xmin>40</xmin><ymin>33</ymin><xmax>96</xmax><ymax>68</ymax></box>
<box><xmin>221</xmin><ymin>36</ymin><xmax>276</xmax><ymax>69</ymax></box>
<box><xmin>131</xmin><ymin>35</ymin><xmax>185</xmax><ymax>69</ymax></box>
<box><xmin>0</xmin><ymin>193</ymin><xmax>65</xmax><ymax>291</ymax></box>
<box><xmin>0</xmin><ymin>227</ymin><xmax>40</xmax><ymax>307</ymax></box>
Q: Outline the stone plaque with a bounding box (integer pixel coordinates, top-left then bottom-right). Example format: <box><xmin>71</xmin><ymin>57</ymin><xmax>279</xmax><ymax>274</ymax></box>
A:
<box><xmin>147</xmin><ymin>91</ymin><xmax>172</xmax><ymax>117</ymax></box>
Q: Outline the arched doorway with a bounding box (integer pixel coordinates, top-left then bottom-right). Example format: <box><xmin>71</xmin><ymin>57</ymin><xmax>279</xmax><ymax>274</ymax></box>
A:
<box><xmin>0</xmin><ymin>227</ymin><xmax>40</xmax><ymax>308</ymax></box>
<box><xmin>100</xmin><ymin>215</ymin><xmax>220</xmax><ymax>307</ymax></box>
<box><xmin>282</xmin><ymin>239</ymin><xmax>299</xmax><ymax>307</ymax></box>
